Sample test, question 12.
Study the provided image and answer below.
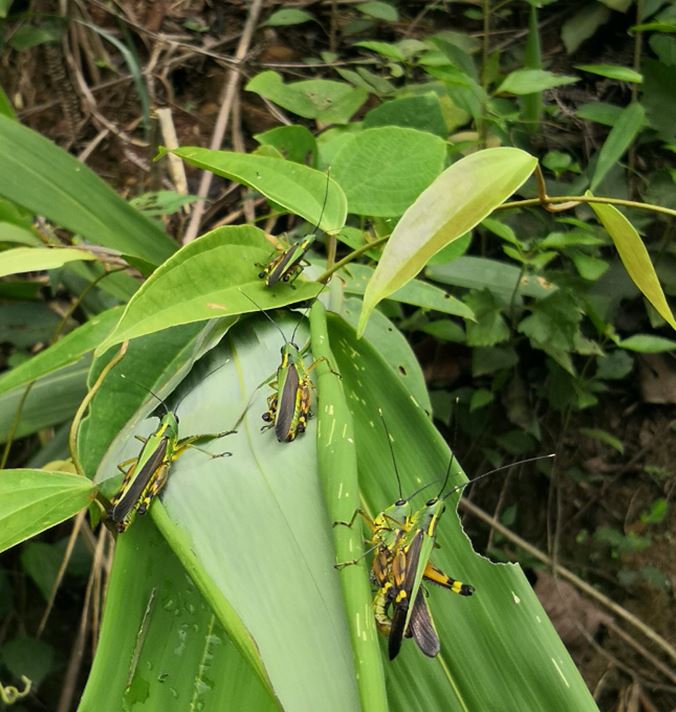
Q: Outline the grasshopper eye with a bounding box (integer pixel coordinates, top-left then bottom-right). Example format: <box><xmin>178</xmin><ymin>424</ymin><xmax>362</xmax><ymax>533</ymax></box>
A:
<box><xmin>395</xmin><ymin>499</ymin><xmax>406</xmax><ymax>506</ymax></box>
<box><xmin>258</xmin><ymin>271</ymin><xmax>265</xmax><ymax>279</ymax></box>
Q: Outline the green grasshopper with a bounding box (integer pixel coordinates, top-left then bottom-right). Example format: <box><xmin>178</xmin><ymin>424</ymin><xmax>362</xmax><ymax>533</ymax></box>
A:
<box><xmin>386</xmin><ymin>452</ymin><xmax>555</xmax><ymax>660</ymax></box>
<box><xmin>257</xmin><ymin>172</ymin><xmax>331</xmax><ymax>288</ymax></box>
<box><xmin>107</xmin><ymin>375</ymin><xmax>237</xmax><ymax>533</ymax></box>
<box><xmin>334</xmin><ymin>412</ymin><xmax>475</xmax><ymax>656</ymax></box>
<box><xmin>257</xmin><ymin>234</ymin><xmax>316</xmax><ymax>288</ymax></box>
<box><xmin>240</xmin><ymin>289</ymin><xmax>330</xmax><ymax>443</ymax></box>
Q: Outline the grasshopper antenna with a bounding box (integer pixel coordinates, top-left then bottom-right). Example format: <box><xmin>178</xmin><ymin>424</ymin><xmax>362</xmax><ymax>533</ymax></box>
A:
<box><xmin>310</xmin><ymin>167</ymin><xmax>331</xmax><ymax>237</ymax></box>
<box><xmin>239</xmin><ymin>289</ymin><xmax>290</xmax><ymax>344</ymax></box>
<box><xmin>120</xmin><ymin>374</ymin><xmax>170</xmax><ymax>417</ymax></box>
<box><xmin>434</xmin><ymin>397</ymin><xmax>461</xmax><ymax>499</ymax></box>
<box><xmin>289</xmin><ymin>278</ymin><xmax>331</xmax><ymax>346</ymax></box>
<box><xmin>443</xmin><ymin>453</ymin><xmax>556</xmax><ymax>500</ymax></box>
<box><xmin>378</xmin><ymin>408</ymin><xmax>404</xmax><ymax>502</ymax></box>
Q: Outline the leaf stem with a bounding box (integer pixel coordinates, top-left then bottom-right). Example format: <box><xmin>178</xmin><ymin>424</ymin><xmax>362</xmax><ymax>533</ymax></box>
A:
<box><xmin>316</xmin><ymin>235</ymin><xmax>389</xmax><ymax>283</ymax></box>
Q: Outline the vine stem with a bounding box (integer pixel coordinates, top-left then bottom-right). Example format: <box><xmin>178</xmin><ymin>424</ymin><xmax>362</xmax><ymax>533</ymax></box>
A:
<box><xmin>316</xmin><ymin>191</ymin><xmax>675</xmax><ymax>283</ymax></box>
<box><xmin>497</xmin><ymin>194</ymin><xmax>676</xmax><ymax>219</ymax></box>
<box><xmin>68</xmin><ymin>341</ymin><xmax>128</xmax><ymax>477</ymax></box>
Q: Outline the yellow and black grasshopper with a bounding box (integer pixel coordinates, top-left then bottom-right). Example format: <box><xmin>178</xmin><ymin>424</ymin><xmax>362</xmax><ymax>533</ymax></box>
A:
<box><xmin>106</xmin><ymin>375</ymin><xmax>237</xmax><ymax>533</ymax></box>
<box><xmin>384</xmin><ymin>452</ymin><xmax>555</xmax><ymax>659</ymax></box>
<box><xmin>257</xmin><ymin>170</ymin><xmax>333</xmax><ymax>288</ymax></box>
<box><xmin>240</xmin><ymin>288</ymin><xmax>331</xmax><ymax>443</ymax></box>
<box><xmin>334</xmin><ymin>412</ymin><xmax>475</xmax><ymax>658</ymax></box>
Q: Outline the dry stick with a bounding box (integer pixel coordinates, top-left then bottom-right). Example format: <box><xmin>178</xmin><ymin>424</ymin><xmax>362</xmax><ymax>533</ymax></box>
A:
<box><xmin>56</xmin><ymin>524</ymin><xmax>107</xmax><ymax>712</ymax></box>
<box><xmin>157</xmin><ymin>107</ymin><xmax>189</xmax><ymax>198</ymax></box>
<box><xmin>183</xmin><ymin>0</ymin><xmax>264</xmax><ymax>243</ymax></box>
<box><xmin>37</xmin><ymin>510</ymin><xmax>87</xmax><ymax>638</ymax></box>
<box><xmin>231</xmin><ymin>92</ymin><xmax>255</xmax><ymax>224</ymax></box>
<box><xmin>605</xmin><ymin>620</ymin><xmax>676</xmax><ymax>687</ymax></box>
<box><xmin>459</xmin><ymin>499</ymin><xmax>676</xmax><ymax>670</ymax></box>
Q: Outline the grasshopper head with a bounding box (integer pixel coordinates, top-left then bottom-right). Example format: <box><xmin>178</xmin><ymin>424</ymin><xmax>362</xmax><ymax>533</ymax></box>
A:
<box><xmin>161</xmin><ymin>411</ymin><xmax>179</xmax><ymax>436</ymax></box>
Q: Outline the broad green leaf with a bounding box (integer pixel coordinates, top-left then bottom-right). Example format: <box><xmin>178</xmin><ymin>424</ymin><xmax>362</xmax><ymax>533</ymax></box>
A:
<box><xmin>0</xmin><ymin>469</ymin><xmax>95</xmax><ymax>553</ymax></box>
<box><xmin>331</xmin><ymin>127</ymin><xmax>446</xmax><ymax>217</ymax></box>
<box><xmin>254</xmin><ymin>125</ymin><xmax>317</xmax><ymax>165</ymax></box>
<box><xmin>0</xmin><ymin>307</ymin><xmax>121</xmax><ymax>397</ymax></box>
<box><xmin>327</xmin><ymin>315</ymin><xmax>598</xmax><ymax>711</ymax></box>
<box><xmin>576</xmin><ymin>102</ymin><xmax>625</xmax><ymax>126</ymax></box>
<box><xmin>575</xmin><ymin>64</ymin><xmax>643</xmax><ymax>83</ymax></box>
<box><xmin>0</xmin><ymin>301</ymin><xmax>65</xmax><ymax>348</ymax></box>
<box><xmin>340</xmin><ymin>297</ymin><xmax>433</xmax><ymax>415</ymax></box>
<box><xmin>427</xmin><ymin>257</ymin><xmax>557</xmax><ymax>302</ymax></box>
<box><xmin>20</xmin><ymin>541</ymin><xmax>62</xmax><ymax>601</ymax></box>
<box><xmin>590</xmin><ymin>102</ymin><xmax>645</xmax><ymax>190</ymax></box>
<box><xmin>94</xmin><ymin>317</ymin><xmax>362</xmax><ymax>711</ymax></box>
<box><xmin>358</xmin><ymin>148</ymin><xmax>537</xmax><ymax>335</ymax></box>
<box><xmin>80</xmin><ymin>321</ymin><xmax>233</xmax><ymax>478</ymax></box>
<box><xmin>357</xmin><ymin>1</ymin><xmax>398</xmax><ymax>21</ymax></box>
<box><xmin>465</xmin><ymin>291</ymin><xmax>511</xmax><ymax>347</ymax></box>
<box><xmin>0</xmin><ymin>115</ymin><xmax>175</xmax><ymax>264</ymax></box>
<box><xmin>569</xmin><ymin>250</ymin><xmax>609</xmax><ymax>281</ymax></box>
<box><xmin>0</xmin><ymin>246</ymin><xmax>96</xmax><ymax>278</ymax></box>
<box><xmin>355</xmin><ymin>40</ymin><xmax>406</xmax><ymax>61</ymax></box>
<box><xmin>1</xmin><ymin>637</ymin><xmax>54</xmax><ymax>687</ymax></box>
<box><xmin>0</xmin><ymin>362</ymin><xmax>88</xmax><ymax>443</ymax></box>
<box><xmin>0</xmin><ymin>221</ymin><xmax>42</xmax><ymax>246</ymax></box>
<box><xmin>562</xmin><ymin>4</ymin><xmax>610</xmax><ymax>54</ymax></box>
<box><xmin>343</xmin><ymin>262</ymin><xmax>474</xmax><ymax>320</ymax></box>
<box><xmin>618</xmin><ymin>334</ymin><xmax>676</xmax><ymax>352</ymax></box>
<box><xmin>166</xmin><ymin>148</ymin><xmax>346</xmax><ymax>232</ymax></box>
<box><xmin>496</xmin><ymin>69</ymin><xmax>578</xmax><ymax>95</ymax></box>
<box><xmin>420</xmin><ymin>319</ymin><xmax>466</xmax><ymax>343</ymax></box>
<box><xmin>264</xmin><ymin>8</ymin><xmax>314</xmax><ymax>26</ymax></box>
<box><xmin>245</xmin><ymin>71</ymin><xmax>368</xmax><ymax>124</ymax></box>
<box><xmin>0</xmin><ymin>82</ymin><xmax>15</xmax><ymax>119</ymax></box>
<box><xmin>96</xmin><ymin>226</ymin><xmax>321</xmax><ymax>354</ymax></box>
<box><xmin>363</xmin><ymin>94</ymin><xmax>448</xmax><ymax>137</ymax></box>
<box><xmin>579</xmin><ymin>427</ymin><xmax>625</xmax><ymax>453</ymax></box>
<box><xmin>80</xmin><ymin>515</ymin><xmax>276</xmax><ymax>711</ymax></box>
<box><xmin>589</xmin><ymin>200</ymin><xmax>676</xmax><ymax>330</ymax></box>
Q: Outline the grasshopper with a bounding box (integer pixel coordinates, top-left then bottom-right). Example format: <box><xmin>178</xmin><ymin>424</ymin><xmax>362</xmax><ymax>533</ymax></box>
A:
<box><xmin>334</xmin><ymin>412</ymin><xmax>475</xmax><ymax>657</ymax></box>
<box><xmin>240</xmin><ymin>289</ymin><xmax>331</xmax><ymax>443</ymax></box>
<box><xmin>107</xmin><ymin>375</ymin><xmax>237</xmax><ymax>533</ymax></box>
<box><xmin>258</xmin><ymin>235</ymin><xmax>316</xmax><ymax>288</ymax></box>
<box><xmin>386</xmin><ymin>452</ymin><xmax>555</xmax><ymax>659</ymax></box>
<box><xmin>257</xmin><ymin>171</ymin><xmax>331</xmax><ymax>288</ymax></box>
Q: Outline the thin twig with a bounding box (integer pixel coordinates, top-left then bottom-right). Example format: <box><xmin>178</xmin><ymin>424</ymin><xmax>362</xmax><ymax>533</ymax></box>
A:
<box><xmin>183</xmin><ymin>0</ymin><xmax>264</xmax><ymax>243</ymax></box>
<box><xmin>56</xmin><ymin>524</ymin><xmax>106</xmax><ymax>712</ymax></box>
<box><xmin>37</xmin><ymin>510</ymin><xmax>86</xmax><ymax>638</ymax></box>
<box><xmin>460</xmin><ymin>499</ymin><xmax>676</xmax><ymax>670</ymax></box>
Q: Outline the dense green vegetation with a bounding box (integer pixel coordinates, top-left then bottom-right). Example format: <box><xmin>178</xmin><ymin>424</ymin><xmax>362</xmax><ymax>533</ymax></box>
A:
<box><xmin>0</xmin><ymin>2</ymin><xmax>674</xmax><ymax>710</ymax></box>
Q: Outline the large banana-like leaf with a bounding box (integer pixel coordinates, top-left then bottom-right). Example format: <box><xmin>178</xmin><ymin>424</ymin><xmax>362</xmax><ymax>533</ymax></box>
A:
<box><xmin>81</xmin><ymin>307</ymin><xmax>596</xmax><ymax>711</ymax></box>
